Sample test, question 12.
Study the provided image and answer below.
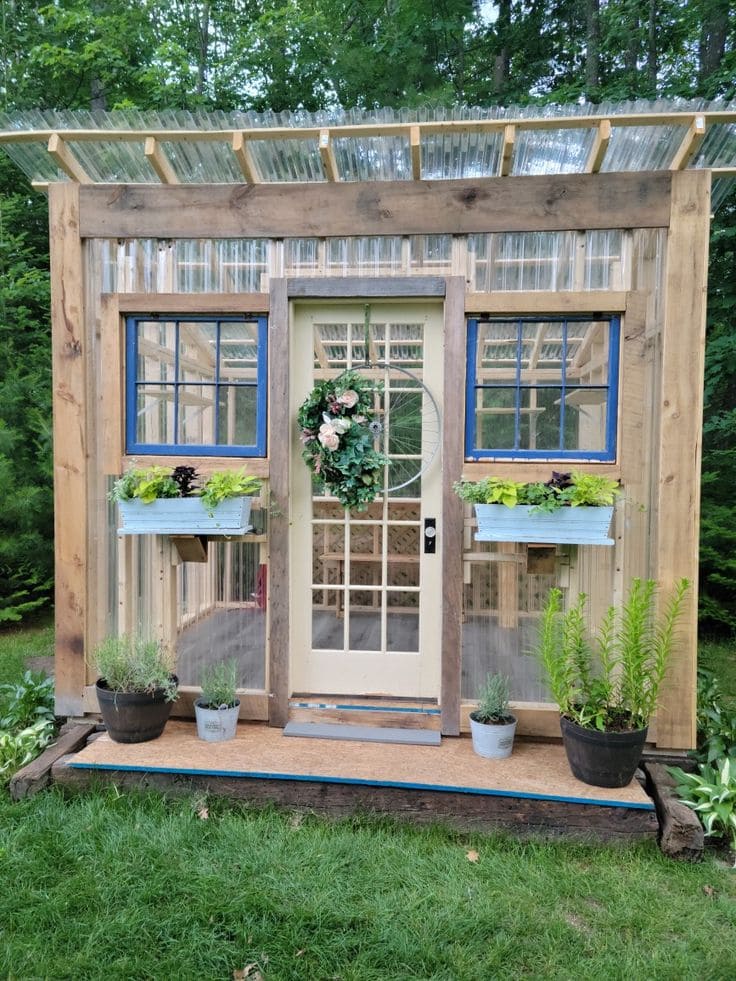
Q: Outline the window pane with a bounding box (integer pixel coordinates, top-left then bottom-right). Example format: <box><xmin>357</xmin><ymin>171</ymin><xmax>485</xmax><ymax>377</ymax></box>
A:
<box><xmin>526</xmin><ymin>387</ymin><xmax>562</xmax><ymax>451</ymax></box>
<box><xmin>220</xmin><ymin>322</ymin><xmax>259</xmax><ymax>384</ymax></box>
<box><xmin>178</xmin><ymin>384</ymin><xmax>216</xmax><ymax>444</ymax></box>
<box><xmin>216</xmin><ymin>385</ymin><xmax>257</xmax><ymax>445</ymax></box>
<box><xmin>476</xmin><ymin>388</ymin><xmax>517</xmax><ymax>450</ymax></box>
<box><xmin>137</xmin><ymin>321</ymin><xmax>175</xmax><ymax>383</ymax></box>
<box><xmin>179</xmin><ymin>322</ymin><xmax>217</xmax><ymax>384</ymax></box>
<box><xmin>136</xmin><ymin>385</ymin><xmax>174</xmax><ymax>444</ymax></box>
<box><xmin>562</xmin><ymin>388</ymin><xmax>609</xmax><ymax>452</ymax></box>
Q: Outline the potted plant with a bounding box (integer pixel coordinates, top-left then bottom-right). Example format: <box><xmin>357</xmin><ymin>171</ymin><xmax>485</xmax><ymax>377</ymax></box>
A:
<box><xmin>93</xmin><ymin>635</ymin><xmax>178</xmax><ymax>743</ymax></box>
<box><xmin>534</xmin><ymin>578</ymin><xmax>689</xmax><ymax>787</ymax></box>
<box><xmin>194</xmin><ymin>660</ymin><xmax>241</xmax><ymax>742</ymax></box>
<box><xmin>453</xmin><ymin>471</ymin><xmax>620</xmax><ymax>545</ymax></box>
<box><xmin>110</xmin><ymin>464</ymin><xmax>262</xmax><ymax>535</ymax></box>
<box><xmin>469</xmin><ymin>672</ymin><xmax>517</xmax><ymax>759</ymax></box>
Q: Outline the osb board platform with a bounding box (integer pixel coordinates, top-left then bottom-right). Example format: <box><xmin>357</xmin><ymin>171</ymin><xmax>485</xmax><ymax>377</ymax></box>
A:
<box><xmin>68</xmin><ymin>721</ymin><xmax>653</xmax><ymax>811</ymax></box>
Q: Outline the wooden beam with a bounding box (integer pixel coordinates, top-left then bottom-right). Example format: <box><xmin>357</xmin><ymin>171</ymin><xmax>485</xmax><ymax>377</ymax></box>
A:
<box><xmin>100</xmin><ymin>295</ymin><xmax>123</xmax><ymax>475</ymax></box>
<box><xmin>79</xmin><ymin>173</ymin><xmax>673</xmax><ymax>238</ymax></box>
<box><xmin>231</xmin><ymin>132</ymin><xmax>260</xmax><ymax>183</ymax></box>
<box><xmin>144</xmin><ymin>136</ymin><xmax>179</xmax><ymax>184</ymax></box>
<box><xmin>319</xmin><ymin>129</ymin><xmax>339</xmax><ymax>182</ymax></box>
<box><xmin>49</xmin><ymin>183</ymin><xmax>88</xmax><ymax>715</ymax></box>
<box><xmin>465</xmin><ymin>290</ymin><xmax>628</xmax><ymax>314</ymax></box>
<box><xmin>121</xmin><ymin>456</ymin><xmax>270</xmax><ymax>478</ymax></box>
<box><xmin>410</xmin><ymin>125</ymin><xmax>422</xmax><ymax>180</ymax></box>
<box><xmin>267</xmin><ymin>278</ymin><xmax>290</xmax><ymax>727</ymax></box>
<box><xmin>47</xmin><ymin>133</ymin><xmax>92</xmax><ymax>184</ymax></box>
<box><xmin>654</xmin><ymin>170</ymin><xmax>711</xmax><ymax>749</ymax></box>
<box><xmin>441</xmin><ymin>277</ymin><xmax>466</xmax><ymax>736</ymax></box>
<box><xmin>669</xmin><ymin>115</ymin><xmax>706</xmax><ymax>171</ymax></box>
<box><xmin>586</xmin><ymin>119</ymin><xmax>612</xmax><ymax>173</ymax></box>
<box><xmin>499</xmin><ymin>124</ymin><xmax>515</xmax><ymax>177</ymax></box>
<box><xmin>114</xmin><ymin>292</ymin><xmax>269</xmax><ymax>313</ymax></box>
<box><xmin>288</xmin><ymin>277</ymin><xmax>446</xmax><ymax>298</ymax></box>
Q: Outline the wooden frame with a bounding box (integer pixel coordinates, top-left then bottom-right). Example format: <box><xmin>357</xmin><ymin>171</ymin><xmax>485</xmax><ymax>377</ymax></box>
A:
<box><xmin>47</xmin><ymin>166</ymin><xmax>710</xmax><ymax>751</ymax></box>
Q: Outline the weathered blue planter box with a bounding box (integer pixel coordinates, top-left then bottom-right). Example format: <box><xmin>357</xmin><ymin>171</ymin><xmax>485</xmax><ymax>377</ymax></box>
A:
<box><xmin>474</xmin><ymin>504</ymin><xmax>615</xmax><ymax>546</ymax></box>
<box><xmin>117</xmin><ymin>497</ymin><xmax>253</xmax><ymax>536</ymax></box>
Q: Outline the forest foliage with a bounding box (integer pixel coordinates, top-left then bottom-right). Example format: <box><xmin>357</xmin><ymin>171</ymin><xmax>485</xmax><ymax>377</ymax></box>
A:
<box><xmin>0</xmin><ymin>0</ymin><xmax>734</xmax><ymax>629</ymax></box>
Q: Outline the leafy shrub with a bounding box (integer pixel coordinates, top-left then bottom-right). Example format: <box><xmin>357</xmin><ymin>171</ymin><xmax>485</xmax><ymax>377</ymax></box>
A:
<box><xmin>453</xmin><ymin>471</ymin><xmax>620</xmax><ymax>512</ymax></box>
<box><xmin>692</xmin><ymin>669</ymin><xmax>736</xmax><ymax>765</ymax></box>
<box><xmin>109</xmin><ymin>464</ymin><xmax>261</xmax><ymax>514</ymax></box>
<box><xmin>670</xmin><ymin>758</ymin><xmax>736</xmax><ymax>859</ymax></box>
<box><xmin>0</xmin><ymin>719</ymin><xmax>55</xmax><ymax>785</ymax></box>
<box><xmin>0</xmin><ymin>670</ymin><xmax>54</xmax><ymax>730</ymax></box>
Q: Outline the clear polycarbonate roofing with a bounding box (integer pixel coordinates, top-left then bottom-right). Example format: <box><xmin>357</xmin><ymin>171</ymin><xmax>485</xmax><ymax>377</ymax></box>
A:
<box><xmin>1</xmin><ymin>99</ymin><xmax>734</xmax><ymax>208</ymax></box>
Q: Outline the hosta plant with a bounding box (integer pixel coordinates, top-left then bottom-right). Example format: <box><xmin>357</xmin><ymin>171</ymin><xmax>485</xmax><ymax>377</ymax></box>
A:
<box><xmin>0</xmin><ymin>719</ymin><xmax>55</xmax><ymax>785</ymax></box>
<box><xmin>670</xmin><ymin>758</ymin><xmax>736</xmax><ymax>862</ymax></box>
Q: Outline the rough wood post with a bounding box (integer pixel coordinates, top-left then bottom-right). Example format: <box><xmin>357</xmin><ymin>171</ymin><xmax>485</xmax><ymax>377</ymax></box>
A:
<box><xmin>655</xmin><ymin>170</ymin><xmax>710</xmax><ymax>749</ymax></box>
<box><xmin>49</xmin><ymin>183</ymin><xmax>88</xmax><ymax>716</ymax></box>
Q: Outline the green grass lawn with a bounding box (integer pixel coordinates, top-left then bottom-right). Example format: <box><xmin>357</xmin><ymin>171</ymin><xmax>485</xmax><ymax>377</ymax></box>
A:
<box><xmin>699</xmin><ymin>638</ymin><xmax>736</xmax><ymax>705</ymax></box>
<box><xmin>0</xmin><ymin>789</ymin><xmax>734</xmax><ymax>980</ymax></box>
<box><xmin>0</xmin><ymin>617</ymin><xmax>54</xmax><ymax>686</ymax></box>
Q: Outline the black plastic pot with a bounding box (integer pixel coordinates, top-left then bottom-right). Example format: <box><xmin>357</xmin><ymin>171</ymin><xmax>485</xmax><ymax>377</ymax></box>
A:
<box><xmin>560</xmin><ymin>716</ymin><xmax>648</xmax><ymax>788</ymax></box>
<box><xmin>96</xmin><ymin>677</ymin><xmax>177</xmax><ymax>744</ymax></box>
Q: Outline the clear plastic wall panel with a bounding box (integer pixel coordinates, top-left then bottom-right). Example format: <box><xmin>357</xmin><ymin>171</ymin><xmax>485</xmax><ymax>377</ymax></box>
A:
<box><xmin>108</xmin><ymin>239</ymin><xmax>165</xmax><ymax>292</ymax></box>
<box><xmin>175</xmin><ymin>539</ymin><xmax>267</xmax><ymax>688</ymax></box>
<box><xmin>469</xmin><ymin>232</ymin><xmax>574</xmax><ymax>292</ymax></box>
<box><xmin>409</xmin><ymin>235</ymin><xmax>452</xmax><ymax>274</ymax></box>
<box><xmin>173</xmin><ymin>240</ymin><xmax>268</xmax><ymax>292</ymax></box>
<box><xmin>513</xmin><ymin>128</ymin><xmax>592</xmax><ymax>176</ymax></box>
<box><xmin>602</xmin><ymin>124</ymin><xmax>682</xmax><ymax>172</ymax></box>
<box><xmin>161</xmin><ymin>140</ymin><xmax>241</xmax><ymax>183</ymax></box>
<box><xmin>461</xmin><ymin>541</ymin><xmax>553</xmax><ymax>701</ymax></box>
<box><xmin>326</xmin><ymin>237</ymin><xmax>405</xmax><ymax>276</ymax></box>
<box><xmin>248</xmin><ymin>139</ymin><xmax>326</xmax><ymax>182</ymax></box>
<box><xmin>333</xmin><ymin>135</ymin><xmax>411</xmax><ymax>181</ymax></box>
<box><xmin>68</xmin><ymin>140</ymin><xmax>154</xmax><ymax>182</ymax></box>
<box><xmin>285</xmin><ymin>238</ymin><xmax>321</xmax><ymax>276</ymax></box>
<box><xmin>583</xmin><ymin>230</ymin><xmax>624</xmax><ymax>290</ymax></box>
<box><xmin>421</xmin><ymin>130</ymin><xmax>502</xmax><ymax>179</ymax></box>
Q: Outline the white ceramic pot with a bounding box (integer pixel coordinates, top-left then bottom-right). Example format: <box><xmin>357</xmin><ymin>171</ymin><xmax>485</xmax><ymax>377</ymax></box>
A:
<box><xmin>194</xmin><ymin>698</ymin><xmax>241</xmax><ymax>742</ymax></box>
<box><xmin>469</xmin><ymin>713</ymin><xmax>517</xmax><ymax>759</ymax></box>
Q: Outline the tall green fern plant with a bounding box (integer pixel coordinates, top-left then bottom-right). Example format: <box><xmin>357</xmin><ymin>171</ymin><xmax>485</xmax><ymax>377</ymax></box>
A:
<box><xmin>535</xmin><ymin>578</ymin><xmax>689</xmax><ymax>731</ymax></box>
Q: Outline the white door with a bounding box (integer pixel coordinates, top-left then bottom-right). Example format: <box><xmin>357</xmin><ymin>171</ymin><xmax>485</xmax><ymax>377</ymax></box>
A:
<box><xmin>290</xmin><ymin>301</ymin><xmax>443</xmax><ymax>698</ymax></box>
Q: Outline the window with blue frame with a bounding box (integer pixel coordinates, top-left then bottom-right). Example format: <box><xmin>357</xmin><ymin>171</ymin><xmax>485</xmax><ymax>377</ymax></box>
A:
<box><xmin>465</xmin><ymin>315</ymin><xmax>620</xmax><ymax>461</ymax></box>
<box><xmin>126</xmin><ymin>314</ymin><xmax>267</xmax><ymax>456</ymax></box>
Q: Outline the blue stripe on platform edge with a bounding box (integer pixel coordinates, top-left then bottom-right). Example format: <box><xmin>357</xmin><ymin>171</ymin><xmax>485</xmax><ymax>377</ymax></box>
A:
<box><xmin>65</xmin><ymin>761</ymin><xmax>655</xmax><ymax>810</ymax></box>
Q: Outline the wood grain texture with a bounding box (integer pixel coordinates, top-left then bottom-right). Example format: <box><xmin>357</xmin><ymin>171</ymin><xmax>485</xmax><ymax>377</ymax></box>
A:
<box><xmin>268</xmin><ymin>278</ymin><xmax>290</xmax><ymax>726</ymax></box>
<box><xmin>464</xmin><ymin>291</ymin><xmax>627</xmax><ymax>314</ymax></box>
<box><xmin>99</xmin><ymin>294</ymin><xmax>123</xmax><ymax>475</ymax></box>
<box><xmin>78</xmin><ymin>173</ymin><xmax>673</xmax><ymax>238</ymax></box>
<box><xmin>441</xmin><ymin>278</ymin><xmax>466</xmax><ymax>735</ymax></box>
<box><xmin>287</xmin><ymin>277</ymin><xmax>446</xmax><ymax>298</ymax></box>
<box><xmin>115</xmin><ymin>293</ymin><xmax>269</xmax><ymax>313</ymax></box>
<box><xmin>655</xmin><ymin>170</ymin><xmax>710</xmax><ymax>750</ymax></box>
<box><xmin>50</xmin><ymin>183</ymin><xmax>88</xmax><ymax>716</ymax></box>
<box><xmin>645</xmin><ymin>762</ymin><xmax>704</xmax><ymax>860</ymax></box>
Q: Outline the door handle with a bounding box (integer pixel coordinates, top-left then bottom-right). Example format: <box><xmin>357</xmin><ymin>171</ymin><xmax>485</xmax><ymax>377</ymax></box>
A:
<box><xmin>424</xmin><ymin>518</ymin><xmax>437</xmax><ymax>554</ymax></box>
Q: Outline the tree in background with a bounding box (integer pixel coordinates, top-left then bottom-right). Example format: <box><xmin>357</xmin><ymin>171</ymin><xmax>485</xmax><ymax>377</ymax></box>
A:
<box><xmin>0</xmin><ymin>0</ymin><xmax>735</xmax><ymax>631</ymax></box>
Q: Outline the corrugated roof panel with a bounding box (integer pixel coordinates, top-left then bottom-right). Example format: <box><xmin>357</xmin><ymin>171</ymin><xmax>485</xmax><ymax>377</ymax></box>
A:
<box><xmin>333</xmin><ymin>135</ymin><xmax>411</xmax><ymax>181</ymax></box>
<box><xmin>161</xmin><ymin>139</ymin><xmax>242</xmax><ymax>182</ymax></box>
<box><xmin>601</xmin><ymin>123</ymin><xmax>683</xmax><ymax>172</ymax></box>
<box><xmin>67</xmin><ymin>139</ymin><xmax>154</xmax><ymax>182</ymax></box>
<box><xmin>513</xmin><ymin>127</ymin><xmax>593</xmax><ymax>175</ymax></box>
<box><xmin>421</xmin><ymin>130</ymin><xmax>502</xmax><ymax>179</ymax></box>
<box><xmin>247</xmin><ymin>138</ymin><xmax>325</xmax><ymax>182</ymax></box>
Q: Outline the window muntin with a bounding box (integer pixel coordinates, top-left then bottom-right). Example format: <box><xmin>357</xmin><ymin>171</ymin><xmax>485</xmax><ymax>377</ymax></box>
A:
<box><xmin>126</xmin><ymin>315</ymin><xmax>267</xmax><ymax>456</ymax></box>
<box><xmin>465</xmin><ymin>316</ymin><xmax>620</xmax><ymax>461</ymax></box>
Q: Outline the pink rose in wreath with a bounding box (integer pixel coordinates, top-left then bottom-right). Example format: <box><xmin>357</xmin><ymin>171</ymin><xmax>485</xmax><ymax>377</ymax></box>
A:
<box><xmin>337</xmin><ymin>389</ymin><xmax>359</xmax><ymax>409</ymax></box>
<box><xmin>318</xmin><ymin>421</ymin><xmax>340</xmax><ymax>451</ymax></box>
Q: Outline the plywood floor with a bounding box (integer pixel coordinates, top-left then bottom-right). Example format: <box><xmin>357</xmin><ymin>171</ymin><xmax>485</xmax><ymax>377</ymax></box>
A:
<box><xmin>69</xmin><ymin>721</ymin><xmax>653</xmax><ymax>810</ymax></box>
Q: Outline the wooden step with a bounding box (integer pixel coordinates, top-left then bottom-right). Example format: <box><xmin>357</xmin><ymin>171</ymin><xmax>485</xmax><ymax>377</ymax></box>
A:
<box><xmin>283</xmin><ymin>721</ymin><xmax>441</xmax><ymax>746</ymax></box>
<box><xmin>288</xmin><ymin>699</ymin><xmax>442</xmax><ymax>731</ymax></box>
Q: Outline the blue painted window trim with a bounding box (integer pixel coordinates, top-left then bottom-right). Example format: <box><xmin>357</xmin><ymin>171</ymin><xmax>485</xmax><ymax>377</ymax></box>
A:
<box><xmin>125</xmin><ymin>314</ymin><xmax>268</xmax><ymax>457</ymax></box>
<box><xmin>465</xmin><ymin>315</ymin><xmax>620</xmax><ymax>462</ymax></box>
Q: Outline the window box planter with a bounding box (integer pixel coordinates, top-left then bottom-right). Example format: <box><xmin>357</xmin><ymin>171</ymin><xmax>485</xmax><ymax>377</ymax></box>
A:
<box><xmin>473</xmin><ymin>503</ymin><xmax>615</xmax><ymax>546</ymax></box>
<box><xmin>117</xmin><ymin>497</ymin><xmax>254</xmax><ymax>536</ymax></box>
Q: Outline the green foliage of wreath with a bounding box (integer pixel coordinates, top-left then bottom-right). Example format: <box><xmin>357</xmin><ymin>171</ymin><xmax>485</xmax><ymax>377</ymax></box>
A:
<box><xmin>297</xmin><ymin>370</ymin><xmax>390</xmax><ymax>511</ymax></box>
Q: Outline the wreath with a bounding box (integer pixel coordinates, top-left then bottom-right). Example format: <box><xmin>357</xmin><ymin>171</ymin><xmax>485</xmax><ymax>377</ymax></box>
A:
<box><xmin>297</xmin><ymin>369</ymin><xmax>390</xmax><ymax>511</ymax></box>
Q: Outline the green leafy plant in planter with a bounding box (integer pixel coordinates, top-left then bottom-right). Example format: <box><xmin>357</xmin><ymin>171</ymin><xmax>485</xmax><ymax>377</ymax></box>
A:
<box><xmin>469</xmin><ymin>673</ymin><xmax>517</xmax><ymax>759</ymax></box>
<box><xmin>534</xmin><ymin>578</ymin><xmax>689</xmax><ymax>787</ymax></box>
<box><xmin>194</xmin><ymin>659</ymin><xmax>241</xmax><ymax>742</ymax></box>
<box><xmin>93</xmin><ymin>635</ymin><xmax>178</xmax><ymax>744</ymax></box>
<box><xmin>454</xmin><ymin>472</ymin><xmax>621</xmax><ymax>546</ymax></box>
<box><xmin>110</xmin><ymin>465</ymin><xmax>262</xmax><ymax>535</ymax></box>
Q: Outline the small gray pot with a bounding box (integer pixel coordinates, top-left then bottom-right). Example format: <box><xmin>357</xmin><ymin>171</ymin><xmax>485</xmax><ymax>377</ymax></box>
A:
<box><xmin>194</xmin><ymin>698</ymin><xmax>241</xmax><ymax>742</ymax></box>
<box><xmin>469</xmin><ymin>713</ymin><xmax>517</xmax><ymax>759</ymax></box>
